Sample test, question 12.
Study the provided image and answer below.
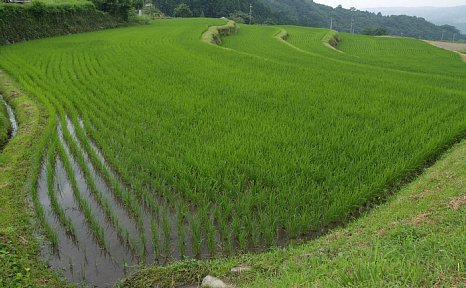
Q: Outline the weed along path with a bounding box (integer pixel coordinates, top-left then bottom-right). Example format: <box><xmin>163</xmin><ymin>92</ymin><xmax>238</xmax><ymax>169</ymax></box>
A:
<box><xmin>1</xmin><ymin>18</ymin><xmax>466</xmax><ymax>287</ymax></box>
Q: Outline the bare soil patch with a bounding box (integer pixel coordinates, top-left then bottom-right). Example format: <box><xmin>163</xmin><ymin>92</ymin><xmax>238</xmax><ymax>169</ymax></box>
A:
<box><xmin>448</xmin><ymin>194</ymin><xmax>466</xmax><ymax>210</ymax></box>
<box><xmin>427</xmin><ymin>41</ymin><xmax>466</xmax><ymax>52</ymax></box>
<box><xmin>427</xmin><ymin>41</ymin><xmax>466</xmax><ymax>61</ymax></box>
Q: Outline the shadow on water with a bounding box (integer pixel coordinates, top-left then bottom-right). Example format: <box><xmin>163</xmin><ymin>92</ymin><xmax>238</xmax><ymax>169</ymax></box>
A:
<box><xmin>40</xmin><ymin>117</ymin><xmax>215</xmax><ymax>287</ymax></box>
<box><xmin>71</xmin><ymin>116</ymin><xmax>215</xmax><ymax>261</ymax></box>
<box><xmin>38</xmin><ymin>115</ymin><xmax>301</xmax><ymax>287</ymax></box>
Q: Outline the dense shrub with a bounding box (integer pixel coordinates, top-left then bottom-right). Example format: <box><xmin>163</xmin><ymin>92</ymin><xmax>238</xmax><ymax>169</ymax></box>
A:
<box><xmin>0</xmin><ymin>2</ymin><xmax>122</xmax><ymax>44</ymax></box>
<box><xmin>173</xmin><ymin>3</ymin><xmax>191</xmax><ymax>18</ymax></box>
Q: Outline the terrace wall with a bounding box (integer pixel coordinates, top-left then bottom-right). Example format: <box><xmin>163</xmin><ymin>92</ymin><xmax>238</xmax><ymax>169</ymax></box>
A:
<box><xmin>0</xmin><ymin>2</ymin><xmax>121</xmax><ymax>45</ymax></box>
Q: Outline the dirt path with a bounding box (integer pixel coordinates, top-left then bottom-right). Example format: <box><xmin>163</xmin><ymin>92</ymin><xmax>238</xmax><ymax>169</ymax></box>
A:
<box><xmin>427</xmin><ymin>41</ymin><xmax>466</xmax><ymax>61</ymax></box>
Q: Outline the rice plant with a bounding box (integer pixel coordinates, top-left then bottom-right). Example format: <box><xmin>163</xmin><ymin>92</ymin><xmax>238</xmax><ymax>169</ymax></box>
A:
<box><xmin>1</xmin><ymin>18</ymin><xmax>465</xmax><ymax>271</ymax></box>
<box><xmin>46</xmin><ymin>138</ymin><xmax>77</xmax><ymax>240</ymax></box>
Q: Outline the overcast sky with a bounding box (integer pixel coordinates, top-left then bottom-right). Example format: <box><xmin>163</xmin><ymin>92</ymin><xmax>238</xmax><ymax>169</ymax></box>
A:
<box><xmin>314</xmin><ymin>0</ymin><xmax>466</xmax><ymax>8</ymax></box>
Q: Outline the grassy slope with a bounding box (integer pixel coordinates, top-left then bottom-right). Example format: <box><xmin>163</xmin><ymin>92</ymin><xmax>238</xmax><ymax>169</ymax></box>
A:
<box><xmin>0</xmin><ymin>71</ymin><xmax>70</xmax><ymax>287</ymax></box>
<box><xmin>120</xmin><ymin>136</ymin><xmax>466</xmax><ymax>287</ymax></box>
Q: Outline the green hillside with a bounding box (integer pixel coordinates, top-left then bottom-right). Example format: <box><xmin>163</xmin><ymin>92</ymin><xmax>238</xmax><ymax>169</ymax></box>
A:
<box><xmin>0</xmin><ymin>18</ymin><xmax>465</xmax><ymax>286</ymax></box>
<box><xmin>150</xmin><ymin>0</ymin><xmax>465</xmax><ymax>40</ymax></box>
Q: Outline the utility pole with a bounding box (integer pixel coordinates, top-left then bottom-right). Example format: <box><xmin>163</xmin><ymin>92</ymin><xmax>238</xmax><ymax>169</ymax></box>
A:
<box><xmin>441</xmin><ymin>31</ymin><xmax>444</xmax><ymax>41</ymax></box>
<box><xmin>249</xmin><ymin>3</ymin><xmax>253</xmax><ymax>25</ymax></box>
<box><xmin>453</xmin><ymin>33</ymin><xmax>456</xmax><ymax>42</ymax></box>
<box><xmin>350</xmin><ymin>15</ymin><xmax>354</xmax><ymax>33</ymax></box>
<box><xmin>330</xmin><ymin>17</ymin><xmax>333</xmax><ymax>30</ymax></box>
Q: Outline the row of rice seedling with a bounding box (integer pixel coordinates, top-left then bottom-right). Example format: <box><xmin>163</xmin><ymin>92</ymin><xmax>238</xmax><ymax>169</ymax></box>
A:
<box><xmin>60</xmin><ymin>116</ymin><xmax>143</xmax><ymax>256</ymax></box>
<box><xmin>1</xmin><ymin>18</ymin><xmax>466</xmax><ymax>286</ymax></box>
<box><xmin>46</xmin><ymin>138</ymin><xmax>77</xmax><ymax>240</ymax></box>
<box><xmin>55</xmin><ymin>128</ymin><xmax>106</xmax><ymax>248</ymax></box>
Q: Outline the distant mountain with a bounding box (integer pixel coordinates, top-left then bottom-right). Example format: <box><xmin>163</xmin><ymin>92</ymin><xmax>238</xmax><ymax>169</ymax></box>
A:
<box><xmin>151</xmin><ymin>0</ymin><xmax>466</xmax><ymax>40</ymax></box>
<box><xmin>260</xmin><ymin>0</ymin><xmax>465</xmax><ymax>40</ymax></box>
<box><xmin>366</xmin><ymin>6</ymin><xmax>466</xmax><ymax>35</ymax></box>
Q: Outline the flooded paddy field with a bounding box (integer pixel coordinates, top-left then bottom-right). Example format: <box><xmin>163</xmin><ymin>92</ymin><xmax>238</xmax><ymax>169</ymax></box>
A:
<box><xmin>1</xmin><ymin>18</ymin><xmax>466</xmax><ymax>288</ymax></box>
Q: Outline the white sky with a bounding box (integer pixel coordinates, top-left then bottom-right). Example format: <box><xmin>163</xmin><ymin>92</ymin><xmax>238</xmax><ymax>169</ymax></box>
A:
<box><xmin>314</xmin><ymin>0</ymin><xmax>466</xmax><ymax>8</ymax></box>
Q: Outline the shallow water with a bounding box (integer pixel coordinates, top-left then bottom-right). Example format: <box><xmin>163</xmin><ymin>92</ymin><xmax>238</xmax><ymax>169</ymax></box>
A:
<box><xmin>40</xmin><ymin>118</ymin><xmax>212</xmax><ymax>287</ymax></box>
<box><xmin>0</xmin><ymin>94</ymin><xmax>18</xmax><ymax>140</ymax></box>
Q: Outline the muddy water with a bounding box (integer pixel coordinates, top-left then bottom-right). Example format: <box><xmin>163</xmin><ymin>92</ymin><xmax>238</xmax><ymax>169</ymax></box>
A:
<box><xmin>40</xmin><ymin>118</ymin><xmax>216</xmax><ymax>287</ymax></box>
<box><xmin>65</xmin><ymin>118</ymin><xmax>145</xmax><ymax>251</ymax></box>
<box><xmin>40</xmin><ymin>116</ymin><xmax>282</xmax><ymax>287</ymax></box>
<box><xmin>0</xmin><ymin>94</ymin><xmax>18</xmax><ymax>140</ymax></box>
<box><xmin>39</xmin><ymin>124</ymin><xmax>141</xmax><ymax>287</ymax></box>
<box><xmin>71</xmin><ymin>117</ymin><xmax>208</xmax><ymax>262</ymax></box>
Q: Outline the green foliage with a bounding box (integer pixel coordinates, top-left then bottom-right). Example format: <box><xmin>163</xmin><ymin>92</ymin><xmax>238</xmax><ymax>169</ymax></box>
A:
<box><xmin>0</xmin><ymin>2</ymin><xmax>121</xmax><ymax>45</ymax></box>
<box><xmin>150</xmin><ymin>0</ymin><xmax>465</xmax><ymax>40</ymax></box>
<box><xmin>0</xmin><ymin>242</ymin><xmax>33</xmax><ymax>288</ymax></box>
<box><xmin>321</xmin><ymin>30</ymin><xmax>340</xmax><ymax>47</ymax></box>
<box><xmin>0</xmin><ymin>71</ymin><xmax>71</xmax><ymax>287</ymax></box>
<box><xmin>142</xmin><ymin>4</ymin><xmax>163</xmax><ymax>18</ymax></box>
<box><xmin>173</xmin><ymin>3</ymin><xmax>191</xmax><ymax>17</ymax></box>
<box><xmin>153</xmin><ymin>0</ymin><xmax>271</xmax><ymax>23</ymax></box>
<box><xmin>228</xmin><ymin>10</ymin><xmax>249</xmax><ymax>24</ymax></box>
<box><xmin>91</xmin><ymin>0</ymin><xmax>132</xmax><ymax>20</ymax></box>
<box><xmin>1</xmin><ymin>19</ymin><xmax>465</xmax><ymax>270</ymax></box>
<box><xmin>34</xmin><ymin>0</ymin><xmax>90</xmax><ymax>5</ymax></box>
<box><xmin>1</xmin><ymin>19</ymin><xmax>466</xmax><ymax>286</ymax></box>
<box><xmin>363</xmin><ymin>27</ymin><xmax>388</xmax><ymax>36</ymax></box>
<box><xmin>120</xmin><ymin>123</ymin><xmax>466</xmax><ymax>288</ymax></box>
<box><xmin>201</xmin><ymin>20</ymin><xmax>236</xmax><ymax>44</ymax></box>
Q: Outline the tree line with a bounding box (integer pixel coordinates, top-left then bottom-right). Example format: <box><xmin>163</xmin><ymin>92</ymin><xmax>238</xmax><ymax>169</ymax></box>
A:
<box><xmin>148</xmin><ymin>0</ymin><xmax>465</xmax><ymax>41</ymax></box>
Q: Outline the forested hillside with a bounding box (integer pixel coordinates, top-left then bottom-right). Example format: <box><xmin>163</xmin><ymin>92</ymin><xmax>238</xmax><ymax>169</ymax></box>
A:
<box><xmin>152</xmin><ymin>0</ymin><xmax>465</xmax><ymax>40</ymax></box>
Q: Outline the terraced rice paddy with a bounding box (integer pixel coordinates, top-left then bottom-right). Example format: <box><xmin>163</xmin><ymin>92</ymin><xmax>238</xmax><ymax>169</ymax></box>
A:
<box><xmin>0</xmin><ymin>18</ymin><xmax>465</xmax><ymax>286</ymax></box>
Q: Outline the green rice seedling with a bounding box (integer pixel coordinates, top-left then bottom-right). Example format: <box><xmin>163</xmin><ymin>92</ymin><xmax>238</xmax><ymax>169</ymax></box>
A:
<box><xmin>55</xmin><ymin>134</ymin><xmax>106</xmax><ymax>248</ymax></box>
<box><xmin>46</xmin><ymin>138</ymin><xmax>77</xmax><ymax>240</ymax></box>
<box><xmin>59</xmin><ymin>117</ymin><xmax>141</xmax><ymax>253</ymax></box>
<box><xmin>70</xmin><ymin>113</ymin><xmax>143</xmax><ymax>226</ymax></box>
<box><xmin>1</xmin><ymin>18</ymin><xmax>466</xmax><ymax>265</ymax></box>
<box><xmin>29</xmin><ymin>118</ymin><xmax>59</xmax><ymax>249</ymax></box>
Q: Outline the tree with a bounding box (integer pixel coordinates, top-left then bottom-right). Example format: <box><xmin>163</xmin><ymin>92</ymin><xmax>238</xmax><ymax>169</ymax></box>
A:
<box><xmin>173</xmin><ymin>3</ymin><xmax>193</xmax><ymax>17</ymax></box>
<box><xmin>363</xmin><ymin>27</ymin><xmax>388</xmax><ymax>36</ymax></box>
<box><xmin>229</xmin><ymin>10</ymin><xmax>249</xmax><ymax>24</ymax></box>
<box><xmin>92</xmin><ymin>0</ymin><xmax>133</xmax><ymax>20</ymax></box>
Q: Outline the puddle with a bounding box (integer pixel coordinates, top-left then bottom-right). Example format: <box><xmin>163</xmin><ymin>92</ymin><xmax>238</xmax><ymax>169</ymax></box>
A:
<box><xmin>0</xmin><ymin>94</ymin><xmax>18</xmax><ymax>140</ymax></box>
